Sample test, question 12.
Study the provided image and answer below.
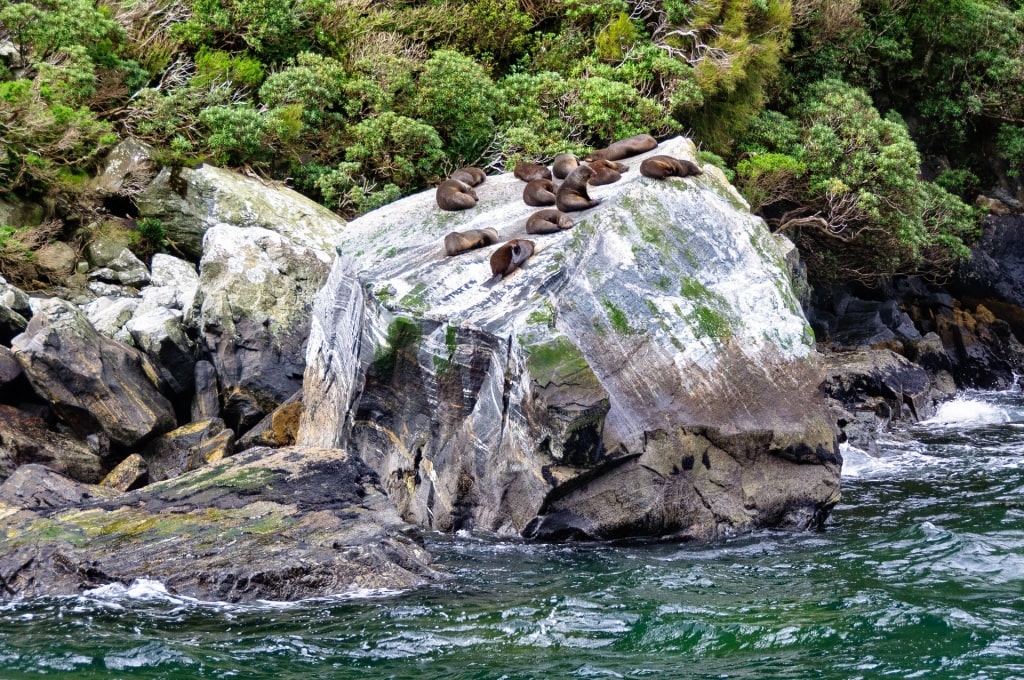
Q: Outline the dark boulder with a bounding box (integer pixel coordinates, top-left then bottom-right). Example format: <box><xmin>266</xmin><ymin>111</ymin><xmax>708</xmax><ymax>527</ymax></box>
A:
<box><xmin>0</xmin><ymin>447</ymin><xmax>441</xmax><ymax>602</ymax></box>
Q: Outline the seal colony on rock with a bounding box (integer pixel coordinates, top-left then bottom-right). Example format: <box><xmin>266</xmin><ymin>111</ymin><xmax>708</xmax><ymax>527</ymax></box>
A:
<box><xmin>444</xmin><ymin>227</ymin><xmax>500</xmax><ymax>256</ymax></box>
<box><xmin>586</xmin><ymin>134</ymin><xmax>658</xmax><ymax>162</ymax></box>
<box><xmin>556</xmin><ymin>165</ymin><xmax>601</xmax><ymax>212</ymax></box>
<box><xmin>487</xmin><ymin>238</ymin><xmax>535</xmax><ymax>284</ymax></box>
<box><xmin>450</xmin><ymin>166</ymin><xmax>486</xmax><ymax>187</ymax></box>
<box><xmin>639</xmin><ymin>155</ymin><xmax>703</xmax><ymax>180</ymax></box>
<box><xmin>523</xmin><ymin>179</ymin><xmax>557</xmax><ymax>207</ymax></box>
<box><xmin>436</xmin><ymin>179</ymin><xmax>478</xmax><ymax>211</ymax></box>
<box><xmin>526</xmin><ymin>209</ymin><xmax>574</xmax><ymax>234</ymax></box>
<box><xmin>552</xmin><ymin>154</ymin><xmax>580</xmax><ymax>179</ymax></box>
<box><xmin>514</xmin><ymin>161</ymin><xmax>552</xmax><ymax>182</ymax></box>
<box><xmin>586</xmin><ymin>158</ymin><xmax>628</xmax><ymax>186</ymax></box>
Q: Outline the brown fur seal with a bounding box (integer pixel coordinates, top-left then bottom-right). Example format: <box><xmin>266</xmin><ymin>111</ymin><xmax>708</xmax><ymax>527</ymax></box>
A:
<box><xmin>525</xmin><ymin>209</ymin><xmax>574</xmax><ymax>234</ymax></box>
<box><xmin>514</xmin><ymin>161</ymin><xmax>552</xmax><ymax>182</ymax></box>
<box><xmin>587</xmin><ymin>158</ymin><xmax>629</xmax><ymax>185</ymax></box>
<box><xmin>444</xmin><ymin>227</ymin><xmax>500</xmax><ymax>256</ymax></box>
<box><xmin>488</xmin><ymin>238</ymin><xmax>535</xmax><ymax>284</ymax></box>
<box><xmin>552</xmin><ymin>153</ymin><xmax>580</xmax><ymax>180</ymax></box>
<box><xmin>450</xmin><ymin>166</ymin><xmax>486</xmax><ymax>186</ymax></box>
<box><xmin>556</xmin><ymin>165</ymin><xmax>601</xmax><ymax>212</ymax></box>
<box><xmin>639</xmin><ymin>155</ymin><xmax>703</xmax><ymax>180</ymax></box>
<box><xmin>523</xmin><ymin>178</ymin><xmax>557</xmax><ymax>207</ymax></box>
<box><xmin>436</xmin><ymin>179</ymin><xmax>478</xmax><ymax>211</ymax></box>
<box><xmin>586</xmin><ymin>134</ymin><xmax>658</xmax><ymax>162</ymax></box>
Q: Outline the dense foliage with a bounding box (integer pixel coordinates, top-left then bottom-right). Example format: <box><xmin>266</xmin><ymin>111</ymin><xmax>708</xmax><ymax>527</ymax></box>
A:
<box><xmin>1</xmin><ymin>0</ymin><xmax>1016</xmax><ymax>285</ymax></box>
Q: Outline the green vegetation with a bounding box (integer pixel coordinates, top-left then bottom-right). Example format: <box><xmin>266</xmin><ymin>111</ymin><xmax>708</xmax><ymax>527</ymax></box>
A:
<box><xmin>373</xmin><ymin>316</ymin><xmax>421</xmax><ymax>375</ymax></box>
<box><xmin>3</xmin><ymin>0</ymin><xmax>1015</xmax><ymax>286</ymax></box>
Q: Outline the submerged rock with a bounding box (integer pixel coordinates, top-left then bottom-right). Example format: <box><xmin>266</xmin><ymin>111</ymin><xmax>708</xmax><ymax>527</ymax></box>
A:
<box><xmin>0</xmin><ymin>447</ymin><xmax>440</xmax><ymax>602</ymax></box>
<box><xmin>300</xmin><ymin>136</ymin><xmax>840</xmax><ymax>541</ymax></box>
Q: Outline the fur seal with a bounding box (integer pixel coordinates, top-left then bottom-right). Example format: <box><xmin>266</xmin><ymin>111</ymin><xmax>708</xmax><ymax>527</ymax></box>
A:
<box><xmin>514</xmin><ymin>161</ymin><xmax>552</xmax><ymax>182</ymax></box>
<box><xmin>555</xmin><ymin>165</ymin><xmax>601</xmax><ymax>212</ymax></box>
<box><xmin>523</xmin><ymin>178</ymin><xmax>557</xmax><ymax>207</ymax></box>
<box><xmin>586</xmin><ymin>134</ymin><xmax>658</xmax><ymax>162</ymax></box>
<box><xmin>450</xmin><ymin>166</ymin><xmax>486</xmax><ymax>186</ymax></box>
<box><xmin>552</xmin><ymin>153</ymin><xmax>580</xmax><ymax>179</ymax></box>
<box><xmin>587</xmin><ymin>158</ymin><xmax>629</xmax><ymax>185</ymax></box>
<box><xmin>436</xmin><ymin>179</ymin><xmax>478</xmax><ymax>211</ymax></box>
<box><xmin>639</xmin><ymin>155</ymin><xmax>703</xmax><ymax>179</ymax></box>
<box><xmin>488</xmin><ymin>239</ymin><xmax>535</xmax><ymax>284</ymax></box>
<box><xmin>444</xmin><ymin>227</ymin><xmax>500</xmax><ymax>256</ymax></box>
<box><xmin>525</xmin><ymin>209</ymin><xmax>574</xmax><ymax>234</ymax></box>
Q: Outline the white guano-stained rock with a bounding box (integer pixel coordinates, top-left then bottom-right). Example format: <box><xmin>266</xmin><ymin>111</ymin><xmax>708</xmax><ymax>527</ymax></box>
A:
<box><xmin>300</xmin><ymin>136</ymin><xmax>841</xmax><ymax>541</ymax></box>
<box><xmin>192</xmin><ymin>224</ymin><xmax>331</xmax><ymax>433</ymax></box>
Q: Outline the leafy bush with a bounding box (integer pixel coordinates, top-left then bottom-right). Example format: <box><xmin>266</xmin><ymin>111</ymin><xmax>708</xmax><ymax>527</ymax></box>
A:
<box><xmin>344</xmin><ymin>112</ymin><xmax>445</xmax><ymax>188</ymax></box>
<box><xmin>735</xmin><ymin>79</ymin><xmax>978</xmax><ymax>283</ymax></box>
<box><xmin>411</xmin><ymin>50</ymin><xmax>498</xmax><ymax>164</ymax></box>
<box><xmin>198</xmin><ymin>104</ymin><xmax>270</xmax><ymax>166</ymax></box>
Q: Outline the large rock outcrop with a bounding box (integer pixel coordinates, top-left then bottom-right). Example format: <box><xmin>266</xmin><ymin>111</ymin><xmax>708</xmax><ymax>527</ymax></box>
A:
<box><xmin>300</xmin><ymin>137</ymin><xmax>841</xmax><ymax>541</ymax></box>
<box><xmin>0</xmin><ymin>447</ymin><xmax>440</xmax><ymax>601</ymax></box>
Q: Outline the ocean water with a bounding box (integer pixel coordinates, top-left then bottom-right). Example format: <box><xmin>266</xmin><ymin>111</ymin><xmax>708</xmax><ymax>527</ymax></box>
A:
<box><xmin>2</xmin><ymin>389</ymin><xmax>1024</xmax><ymax>679</ymax></box>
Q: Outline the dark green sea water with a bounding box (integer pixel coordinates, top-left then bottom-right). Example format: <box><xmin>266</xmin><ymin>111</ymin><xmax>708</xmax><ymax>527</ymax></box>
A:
<box><xmin>3</xmin><ymin>390</ymin><xmax>1024</xmax><ymax>680</ymax></box>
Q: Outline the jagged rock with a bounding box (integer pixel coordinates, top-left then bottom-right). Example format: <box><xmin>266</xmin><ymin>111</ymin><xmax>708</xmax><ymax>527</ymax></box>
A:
<box><xmin>0</xmin><ymin>446</ymin><xmax>441</xmax><ymax>602</ymax></box>
<box><xmin>89</xmin><ymin>248</ymin><xmax>151</xmax><ymax>288</ymax></box>
<box><xmin>142</xmin><ymin>418</ymin><xmax>234</xmax><ymax>482</ymax></box>
<box><xmin>10</xmin><ymin>297</ymin><xmax>176</xmax><ymax>450</ymax></box>
<box><xmin>952</xmin><ymin>215</ymin><xmax>1024</xmax><ymax>341</ymax></box>
<box><xmin>0</xmin><ymin>464</ymin><xmax>120</xmax><ymax>510</ymax></box>
<box><xmin>237</xmin><ymin>390</ymin><xmax>302</xmax><ymax>451</ymax></box>
<box><xmin>148</xmin><ymin>253</ymin><xmax>199</xmax><ymax>312</ymax></box>
<box><xmin>191</xmin><ymin>360</ymin><xmax>220</xmax><ymax>421</ymax></box>
<box><xmin>190</xmin><ymin>225</ymin><xmax>330</xmax><ymax>434</ymax></box>
<box><xmin>87</xmin><ymin>280</ymin><xmax>138</xmax><ymax>299</ymax></box>
<box><xmin>81</xmin><ymin>296</ymin><xmax>139</xmax><ymax>344</ymax></box>
<box><xmin>0</xmin><ymin>276</ymin><xmax>30</xmax><ymax>317</ymax></box>
<box><xmin>85</xmin><ymin>220</ymin><xmax>137</xmax><ymax>268</ymax></box>
<box><xmin>935</xmin><ymin>303</ymin><xmax>1024</xmax><ymax>389</ymax></box>
<box><xmin>99</xmin><ymin>453</ymin><xmax>148</xmax><ymax>491</ymax></box>
<box><xmin>0</xmin><ymin>405</ymin><xmax>106</xmax><ymax>483</ymax></box>
<box><xmin>821</xmin><ymin>348</ymin><xmax>937</xmax><ymax>427</ymax></box>
<box><xmin>126</xmin><ymin>306</ymin><xmax>195</xmax><ymax>397</ymax></box>
<box><xmin>0</xmin><ymin>346</ymin><xmax>23</xmax><ymax>390</ymax></box>
<box><xmin>88</xmin><ymin>138</ymin><xmax>157</xmax><ymax>197</ymax></box>
<box><xmin>136</xmin><ymin>164</ymin><xmax>346</xmax><ymax>261</ymax></box>
<box><xmin>0</xmin><ymin>276</ymin><xmax>30</xmax><ymax>344</ymax></box>
<box><xmin>300</xmin><ymin>136</ymin><xmax>840</xmax><ymax>541</ymax></box>
<box><xmin>0</xmin><ymin>304</ymin><xmax>27</xmax><ymax>346</ymax></box>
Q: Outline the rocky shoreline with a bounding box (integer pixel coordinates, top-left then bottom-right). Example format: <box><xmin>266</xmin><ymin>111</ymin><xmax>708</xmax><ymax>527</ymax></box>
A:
<box><xmin>1</xmin><ymin>137</ymin><xmax>1021</xmax><ymax>601</ymax></box>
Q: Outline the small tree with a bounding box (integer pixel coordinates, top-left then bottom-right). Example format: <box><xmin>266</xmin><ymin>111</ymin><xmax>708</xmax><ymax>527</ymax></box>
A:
<box><xmin>735</xmin><ymin>79</ymin><xmax>979</xmax><ymax>283</ymax></box>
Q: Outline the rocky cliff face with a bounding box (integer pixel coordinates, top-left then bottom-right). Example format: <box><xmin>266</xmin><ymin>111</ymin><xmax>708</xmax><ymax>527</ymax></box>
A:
<box><xmin>299</xmin><ymin>137</ymin><xmax>842</xmax><ymax>541</ymax></box>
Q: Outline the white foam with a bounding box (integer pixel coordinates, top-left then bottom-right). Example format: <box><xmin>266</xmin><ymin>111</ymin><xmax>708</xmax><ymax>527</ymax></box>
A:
<box><xmin>81</xmin><ymin>578</ymin><xmax>406</xmax><ymax>610</ymax></box>
<box><xmin>921</xmin><ymin>398</ymin><xmax>1011</xmax><ymax>427</ymax></box>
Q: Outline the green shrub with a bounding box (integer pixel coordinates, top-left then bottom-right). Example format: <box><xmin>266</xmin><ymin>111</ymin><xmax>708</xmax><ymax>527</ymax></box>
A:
<box><xmin>194</xmin><ymin>47</ymin><xmax>265</xmax><ymax>89</ymax></box>
<box><xmin>344</xmin><ymin>112</ymin><xmax>445</xmax><ymax>187</ymax></box>
<box><xmin>198</xmin><ymin>104</ymin><xmax>270</xmax><ymax>166</ymax></box>
<box><xmin>735</xmin><ymin>152</ymin><xmax>805</xmax><ymax>213</ymax></box>
<box><xmin>411</xmin><ymin>50</ymin><xmax>498</xmax><ymax>164</ymax></box>
<box><xmin>595</xmin><ymin>12</ymin><xmax>640</xmax><ymax>61</ymax></box>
